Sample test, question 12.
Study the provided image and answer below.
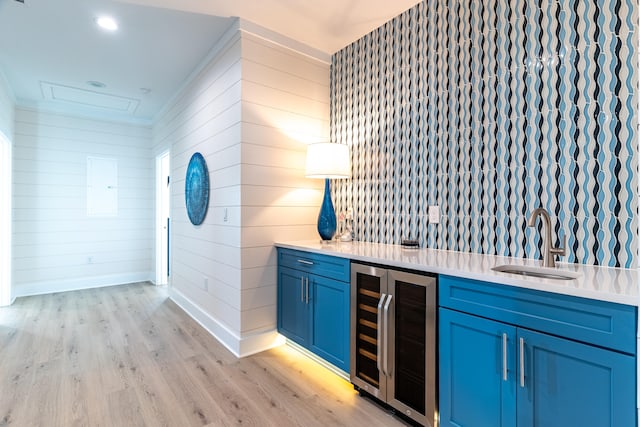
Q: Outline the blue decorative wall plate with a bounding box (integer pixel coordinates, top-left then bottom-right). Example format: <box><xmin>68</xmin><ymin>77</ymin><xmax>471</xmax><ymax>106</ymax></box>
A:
<box><xmin>185</xmin><ymin>152</ymin><xmax>209</xmax><ymax>226</ymax></box>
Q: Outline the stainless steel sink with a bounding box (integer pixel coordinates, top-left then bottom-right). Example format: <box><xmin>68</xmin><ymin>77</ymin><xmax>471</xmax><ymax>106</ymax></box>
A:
<box><xmin>491</xmin><ymin>264</ymin><xmax>580</xmax><ymax>281</ymax></box>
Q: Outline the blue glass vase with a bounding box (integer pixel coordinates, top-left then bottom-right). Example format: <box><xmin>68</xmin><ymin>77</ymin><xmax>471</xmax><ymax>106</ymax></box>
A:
<box><xmin>317</xmin><ymin>178</ymin><xmax>337</xmax><ymax>241</ymax></box>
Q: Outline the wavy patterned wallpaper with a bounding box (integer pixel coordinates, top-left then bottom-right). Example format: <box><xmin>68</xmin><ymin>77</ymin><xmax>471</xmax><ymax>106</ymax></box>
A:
<box><xmin>330</xmin><ymin>0</ymin><xmax>638</xmax><ymax>268</ymax></box>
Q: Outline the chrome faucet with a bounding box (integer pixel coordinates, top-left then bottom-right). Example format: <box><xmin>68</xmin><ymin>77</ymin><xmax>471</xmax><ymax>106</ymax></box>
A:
<box><xmin>527</xmin><ymin>207</ymin><xmax>566</xmax><ymax>268</ymax></box>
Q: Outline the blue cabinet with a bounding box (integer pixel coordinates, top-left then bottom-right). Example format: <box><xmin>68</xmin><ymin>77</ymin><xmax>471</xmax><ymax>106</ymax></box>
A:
<box><xmin>517</xmin><ymin>328</ymin><xmax>635</xmax><ymax>427</ymax></box>
<box><xmin>439</xmin><ymin>275</ymin><xmax>637</xmax><ymax>427</ymax></box>
<box><xmin>440</xmin><ymin>308</ymin><xmax>516</xmax><ymax>427</ymax></box>
<box><xmin>278</xmin><ymin>266</ymin><xmax>309</xmax><ymax>346</ymax></box>
<box><xmin>310</xmin><ymin>273</ymin><xmax>350</xmax><ymax>369</ymax></box>
<box><xmin>277</xmin><ymin>248</ymin><xmax>350</xmax><ymax>372</ymax></box>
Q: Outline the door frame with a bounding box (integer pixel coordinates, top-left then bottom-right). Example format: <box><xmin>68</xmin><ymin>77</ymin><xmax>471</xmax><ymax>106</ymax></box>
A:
<box><xmin>0</xmin><ymin>131</ymin><xmax>11</xmax><ymax>306</ymax></box>
<box><xmin>155</xmin><ymin>150</ymin><xmax>170</xmax><ymax>286</ymax></box>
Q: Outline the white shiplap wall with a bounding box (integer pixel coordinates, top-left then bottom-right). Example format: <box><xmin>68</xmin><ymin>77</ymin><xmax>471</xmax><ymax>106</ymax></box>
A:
<box><xmin>153</xmin><ymin>22</ymin><xmax>330</xmax><ymax>357</ymax></box>
<box><xmin>0</xmin><ymin>74</ymin><xmax>14</xmax><ymax>306</ymax></box>
<box><xmin>12</xmin><ymin>108</ymin><xmax>154</xmax><ymax>296</ymax></box>
<box><xmin>239</xmin><ymin>32</ymin><xmax>330</xmax><ymax>338</ymax></box>
<box><xmin>153</xmin><ymin>26</ymin><xmax>248</xmax><ymax>354</ymax></box>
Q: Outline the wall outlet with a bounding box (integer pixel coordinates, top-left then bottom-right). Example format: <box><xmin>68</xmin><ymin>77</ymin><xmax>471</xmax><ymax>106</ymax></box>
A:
<box><xmin>428</xmin><ymin>205</ymin><xmax>440</xmax><ymax>224</ymax></box>
<box><xmin>87</xmin><ymin>256</ymin><xmax>93</xmax><ymax>264</ymax></box>
<box><xmin>203</xmin><ymin>276</ymin><xmax>209</xmax><ymax>291</ymax></box>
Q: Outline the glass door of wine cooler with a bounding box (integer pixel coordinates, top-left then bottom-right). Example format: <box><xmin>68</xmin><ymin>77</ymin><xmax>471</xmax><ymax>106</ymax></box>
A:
<box><xmin>387</xmin><ymin>270</ymin><xmax>436</xmax><ymax>427</ymax></box>
<box><xmin>350</xmin><ymin>263</ymin><xmax>437</xmax><ymax>427</ymax></box>
<box><xmin>350</xmin><ymin>264</ymin><xmax>388</xmax><ymax>399</ymax></box>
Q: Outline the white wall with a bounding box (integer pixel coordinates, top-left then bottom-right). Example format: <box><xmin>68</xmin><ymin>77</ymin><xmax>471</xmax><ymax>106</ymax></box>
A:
<box><xmin>154</xmin><ymin>21</ymin><xmax>330</xmax><ymax>357</ymax></box>
<box><xmin>153</xmin><ymin>24</ymin><xmax>247</xmax><ymax>354</ymax></box>
<box><xmin>239</xmin><ymin>32</ymin><xmax>330</xmax><ymax>337</ymax></box>
<box><xmin>0</xmin><ymin>71</ymin><xmax>14</xmax><ymax>140</ymax></box>
<box><xmin>12</xmin><ymin>108</ymin><xmax>154</xmax><ymax>296</ymax></box>
<box><xmin>0</xmin><ymin>133</ymin><xmax>11</xmax><ymax>306</ymax></box>
<box><xmin>0</xmin><ymin>72</ymin><xmax>14</xmax><ymax>306</ymax></box>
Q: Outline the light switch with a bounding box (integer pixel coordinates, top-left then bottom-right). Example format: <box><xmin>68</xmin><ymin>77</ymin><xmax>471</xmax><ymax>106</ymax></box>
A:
<box><xmin>428</xmin><ymin>205</ymin><xmax>439</xmax><ymax>224</ymax></box>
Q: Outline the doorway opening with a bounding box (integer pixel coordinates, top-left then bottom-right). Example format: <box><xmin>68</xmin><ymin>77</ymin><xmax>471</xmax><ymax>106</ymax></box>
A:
<box><xmin>0</xmin><ymin>132</ymin><xmax>11</xmax><ymax>306</ymax></box>
<box><xmin>155</xmin><ymin>150</ymin><xmax>170</xmax><ymax>286</ymax></box>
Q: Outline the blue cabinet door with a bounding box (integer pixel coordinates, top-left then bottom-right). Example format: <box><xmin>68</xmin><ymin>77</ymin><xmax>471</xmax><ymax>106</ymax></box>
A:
<box><xmin>277</xmin><ymin>266</ymin><xmax>309</xmax><ymax>346</ymax></box>
<box><xmin>517</xmin><ymin>328</ymin><xmax>636</xmax><ymax>427</ymax></box>
<box><xmin>439</xmin><ymin>308</ymin><xmax>517</xmax><ymax>427</ymax></box>
<box><xmin>310</xmin><ymin>274</ymin><xmax>350</xmax><ymax>372</ymax></box>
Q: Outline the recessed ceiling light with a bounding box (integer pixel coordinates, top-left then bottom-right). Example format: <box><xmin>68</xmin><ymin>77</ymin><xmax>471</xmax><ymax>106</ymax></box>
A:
<box><xmin>87</xmin><ymin>80</ymin><xmax>106</xmax><ymax>88</ymax></box>
<box><xmin>139</xmin><ymin>88</ymin><xmax>151</xmax><ymax>95</ymax></box>
<box><xmin>95</xmin><ymin>16</ymin><xmax>118</xmax><ymax>31</ymax></box>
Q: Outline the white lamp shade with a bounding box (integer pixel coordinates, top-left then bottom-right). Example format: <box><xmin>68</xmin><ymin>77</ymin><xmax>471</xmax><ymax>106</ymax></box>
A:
<box><xmin>305</xmin><ymin>143</ymin><xmax>351</xmax><ymax>179</ymax></box>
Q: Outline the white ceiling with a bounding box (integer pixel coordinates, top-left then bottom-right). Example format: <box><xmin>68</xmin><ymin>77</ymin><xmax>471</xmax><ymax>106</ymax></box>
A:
<box><xmin>0</xmin><ymin>0</ymin><xmax>421</xmax><ymax>123</ymax></box>
<box><xmin>120</xmin><ymin>0</ymin><xmax>423</xmax><ymax>54</ymax></box>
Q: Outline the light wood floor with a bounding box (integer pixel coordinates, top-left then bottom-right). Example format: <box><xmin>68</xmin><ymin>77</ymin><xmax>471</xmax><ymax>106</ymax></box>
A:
<box><xmin>0</xmin><ymin>282</ymin><xmax>407</xmax><ymax>426</ymax></box>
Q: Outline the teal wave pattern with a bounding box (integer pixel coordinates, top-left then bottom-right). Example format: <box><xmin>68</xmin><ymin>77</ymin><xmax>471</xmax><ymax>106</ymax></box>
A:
<box><xmin>330</xmin><ymin>0</ymin><xmax>638</xmax><ymax>268</ymax></box>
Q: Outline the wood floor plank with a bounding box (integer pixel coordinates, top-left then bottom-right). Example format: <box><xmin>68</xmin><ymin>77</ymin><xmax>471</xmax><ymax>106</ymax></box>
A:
<box><xmin>0</xmin><ymin>282</ymin><xmax>408</xmax><ymax>426</ymax></box>
<box><xmin>105</xmin><ymin>387</ymin><xmax>146</xmax><ymax>426</ymax></box>
<box><xmin>59</xmin><ymin>372</ymin><xmax>90</xmax><ymax>427</ymax></box>
<box><xmin>17</xmin><ymin>357</ymin><xmax>65</xmax><ymax>426</ymax></box>
<box><xmin>185</xmin><ymin>353</ymin><xmax>291</xmax><ymax>427</ymax></box>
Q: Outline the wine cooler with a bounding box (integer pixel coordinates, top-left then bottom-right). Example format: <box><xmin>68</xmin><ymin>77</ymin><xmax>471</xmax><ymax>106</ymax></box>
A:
<box><xmin>350</xmin><ymin>263</ymin><xmax>437</xmax><ymax>427</ymax></box>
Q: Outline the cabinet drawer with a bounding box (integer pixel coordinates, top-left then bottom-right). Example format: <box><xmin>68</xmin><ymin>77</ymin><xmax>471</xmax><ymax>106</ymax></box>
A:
<box><xmin>439</xmin><ymin>275</ymin><xmax>637</xmax><ymax>355</ymax></box>
<box><xmin>278</xmin><ymin>248</ymin><xmax>350</xmax><ymax>282</ymax></box>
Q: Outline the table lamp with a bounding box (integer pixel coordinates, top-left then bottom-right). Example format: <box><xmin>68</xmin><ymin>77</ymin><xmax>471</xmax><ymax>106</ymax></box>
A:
<box><xmin>305</xmin><ymin>143</ymin><xmax>351</xmax><ymax>241</ymax></box>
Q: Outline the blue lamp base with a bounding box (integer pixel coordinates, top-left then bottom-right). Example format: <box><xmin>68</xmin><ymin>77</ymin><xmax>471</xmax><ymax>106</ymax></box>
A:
<box><xmin>317</xmin><ymin>178</ymin><xmax>337</xmax><ymax>241</ymax></box>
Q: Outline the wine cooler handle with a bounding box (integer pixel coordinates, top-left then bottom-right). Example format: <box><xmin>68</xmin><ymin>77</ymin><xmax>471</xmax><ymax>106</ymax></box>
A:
<box><xmin>383</xmin><ymin>294</ymin><xmax>393</xmax><ymax>376</ymax></box>
<box><xmin>377</xmin><ymin>293</ymin><xmax>387</xmax><ymax>375</ymax></box>
<box><xmin>519</xmin><ymin>337</ymin><xmax>525</xmax><ymax>388</ymax></box>
<box><xmin>502</xmin><ymin>333</ymin><xmax>508</xmax><ymax>381</ymax></box>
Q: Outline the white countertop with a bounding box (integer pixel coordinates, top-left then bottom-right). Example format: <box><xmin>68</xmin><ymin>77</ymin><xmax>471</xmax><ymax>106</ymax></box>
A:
<box><xmin>275</xmin><ymin>240</ymin><xmax>640</xmax><ymax>307</ymax></box>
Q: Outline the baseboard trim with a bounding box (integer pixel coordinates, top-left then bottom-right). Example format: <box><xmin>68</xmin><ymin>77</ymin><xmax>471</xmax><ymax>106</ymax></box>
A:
<box><xmin>13</xmin><ymin>271</ymin><xmax>154</xmax><ymax>298</ymax></box>
<box><xmin>169</xmin><ymin>286</ymin><xmax>284</xmax><ymax>358</ymax></box>
<box><xmin>239</xmin><ymin>329</ymin><xmax>286</xmax><ymax>358</ymax></box>
<box><xmin>1</xmin><ymin>296</ymin><xmax>16</xmax><ymax>307</ymax></box>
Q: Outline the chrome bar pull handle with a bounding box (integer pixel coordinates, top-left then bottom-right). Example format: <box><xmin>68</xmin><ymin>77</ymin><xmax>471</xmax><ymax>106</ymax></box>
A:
<box><xmin>297</xmin><ymin>259</ymin><xmax>314</xmax><ymax>265</ymax></box>
<box><xmin>502</xmin><ymin>333</ymin><xmax>508</xmax><ymax>381</ymax></box>
<box><xmin>383</xmin><ymin>294</ymin><xmax>393</xmax><ymax>376</ymax></box>
<box><xmin>376</xmin><ymin>293</ymin><xmax>387</xmax><ymax>374</ymax></box>
<box><xmin>305</xmin><ymin>277</ymin><xmax>309</xmax><ymax>304</ymax></box>
<box><xmin>519</xmin><ymin>337</ymin><xmax>525</xmax><ymax>388</ymax></box>
<box><xmin>300</xmin><ymin>276</ymin><xmax>304</xmax><ymax>303</ymax></box>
